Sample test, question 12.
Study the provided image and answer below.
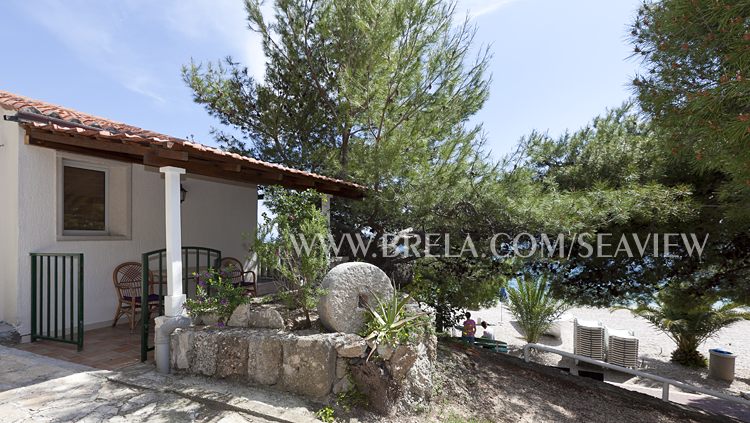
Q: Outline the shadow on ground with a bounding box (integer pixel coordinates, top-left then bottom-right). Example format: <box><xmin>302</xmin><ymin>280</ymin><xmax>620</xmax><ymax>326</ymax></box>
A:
<box><xmin>385</xmin><ymin>338</ymin><xmax>743</xmax><ymax>423</ymax></box>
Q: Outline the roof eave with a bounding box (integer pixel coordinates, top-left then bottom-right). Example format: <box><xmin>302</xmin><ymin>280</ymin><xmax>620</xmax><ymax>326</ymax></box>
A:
<box><xmin>22</xmin><ymin>123</ymin><xmax>366</xmax><ymax>199</ymax></box>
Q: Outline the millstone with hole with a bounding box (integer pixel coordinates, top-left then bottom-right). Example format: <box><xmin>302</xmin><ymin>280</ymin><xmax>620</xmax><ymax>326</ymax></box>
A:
<box><xmin>318</xmin><ymin>262</ymin><xmax>394</xmax><ymax>333</ymax></box>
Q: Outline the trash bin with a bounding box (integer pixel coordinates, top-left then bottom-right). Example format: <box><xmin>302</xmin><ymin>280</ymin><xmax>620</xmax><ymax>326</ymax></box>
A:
<box><xmin>708</xmin><ymin>349</ymin><xmax>736</xmax><ymax>382</ymax></box>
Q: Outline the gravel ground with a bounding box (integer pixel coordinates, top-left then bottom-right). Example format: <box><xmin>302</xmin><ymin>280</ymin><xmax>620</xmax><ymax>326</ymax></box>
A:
<box><xmin>466</xmin><ymin>304</ymin><xmax>750</xmax><ymax>397</ymax></box>
<box><xmin>373</xmin><ymin>340</ymin><xmax>738</xmax><ymax>423</ymax></box>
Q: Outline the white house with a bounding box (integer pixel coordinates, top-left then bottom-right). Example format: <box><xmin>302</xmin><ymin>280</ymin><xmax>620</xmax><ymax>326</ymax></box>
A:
<box><xmin>0</xmin><ymin>90</ymin><xmax>364</xmax><ymax>345</ymax></box>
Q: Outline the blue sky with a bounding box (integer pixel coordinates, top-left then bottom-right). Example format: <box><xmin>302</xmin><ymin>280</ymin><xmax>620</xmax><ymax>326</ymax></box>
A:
<box><xmin>1</xmin><ymin>0</ymin><xmax>642</xmax><ymax>161</ymax></box>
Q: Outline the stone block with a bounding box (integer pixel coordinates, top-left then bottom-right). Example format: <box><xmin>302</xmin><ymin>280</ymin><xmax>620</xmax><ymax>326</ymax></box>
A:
<box><xmin>191</xmin><ymin>330</ymin><xmax>219</xmax><ymax>376</ymax></box>
<box><xmin>387</xmin><ymin>345</ymin><xmax>418</xmax><ymax>382</ymax></box>
<box><xmin>350</xmin><ymin>360</ymin><xmax>400</xmax><ymax>416</ymax></box>
<box><xmin>170</xmin><ymin>328</ymin><xmax>194</xmax><ymax>370</ymax></box>
<box><xmin>247</xmin><ymin>332</ymin><xmax>283</xmax><ymax>386</ymax></box>
<box><xmin>280</xmin><ymin>334</ymin><xmax>336</xmax><ymax>399</ymax></box>
<box><xmin>216</xmin><ymin>330</ymin><xmax>249</xmax><ymax>378</ymax></box>
<box><xmin>335</xmin><ymin>357</ymin><xmax>348</xmax><ymax>379</ymax></box>
<box><xmin>228</xmin><ymin>304</ymin><xmax>284</xmax><ymax>329</ymax></box>
<box><xmin>399</xmin><ymin>343</ymin><xmax>434</xmax><ymax>410</ymax></box>
<box><xmin>333</xmin><ymin>333</ymin><xmax>367</xmax><ymax>358</ymax></box>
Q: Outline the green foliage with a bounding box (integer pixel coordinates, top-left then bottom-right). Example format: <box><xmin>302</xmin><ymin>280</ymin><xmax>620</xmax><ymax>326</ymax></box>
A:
<box><xmin>409</xmin><ymin>257</ymin><xmax>508</xmax><ymax>331</ymax></box>
<box><xmin>183</xmin><ymin>0</ymin><xmax>497</xmax><ymax>277</ymax></box>
<box><xmin>253</xmin><ymin>188</ymin><xmax>330</xmax><ymax>326</ymax></box>
<box><xmin>509</xmin><ymin>104</ymin><xmax>696</xmax><ymax>234</ymax></box>
<box><xmin>631</xmin><ymin>0</ymin><xmax>750</xmax><ymax>228</ymax></box>
<box><xmin>362</xmin><ymin>291</ymin><xmax>425</xmax><ymax>360</ymax></box>
<box><xmin>335</xmin><ymin>385</ymin><xmax>368</xmax><ymax>413</ymax></box>
<box><xmin>315</xmin><ymin>405</ymin><xmax>335</xmax><ymax>423</ymax></box>
<box><xmin>182</xmin><ymin>0</ymin><xmax>750</xmax><ymax>313</ymax></box>
<box><xmin>183</xmin><ymin>268</ymin><xmax>249</xmax><ymax>324</ymax></box>
<box><xmin>626</xmin><ymin>281</ymin><xmax>750</xmax><ymax>367</ymax></box>
<box><xmin>506</xmin><ymin>274</ymin><xmax>568</xmax><ymax>344</ymax></box>
<box><xmin>509</xmin><ymin>104</ymin><xmax>750</xmax><ymax>306</ymax></box>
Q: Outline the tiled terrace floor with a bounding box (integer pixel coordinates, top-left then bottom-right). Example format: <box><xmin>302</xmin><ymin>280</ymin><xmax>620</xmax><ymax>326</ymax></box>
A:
<box><xmin>13</xmin><ymin>325</ymin><xmax>152</xmax><ymax>370</ymax></box>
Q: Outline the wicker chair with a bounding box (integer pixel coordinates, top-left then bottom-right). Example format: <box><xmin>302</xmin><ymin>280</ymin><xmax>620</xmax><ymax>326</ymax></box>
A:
<box><xmin>220</xmin><ymin>257</ymin><xmax>257</xmax><ymax>296</ymax></box>
<box><xmin>112</xmin><ymin>262</ymin><xmax>160</xmax><ymax>332</ymax></box>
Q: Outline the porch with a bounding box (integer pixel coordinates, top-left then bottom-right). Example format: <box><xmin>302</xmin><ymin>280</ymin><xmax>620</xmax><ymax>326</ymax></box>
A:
<box><xmin>15</xmin><ymin>281</ymin><xmax>280</xmax><ymax>370</ymax></box>
<box><xmin>14</xmin><ymin>325</ymin><xmax>145</xmax><ymax>370</ymax></box>
<box><xmin>21</xmin><ymin>249</ymin><xmax>282</xmax><ymax>369</ymax></box>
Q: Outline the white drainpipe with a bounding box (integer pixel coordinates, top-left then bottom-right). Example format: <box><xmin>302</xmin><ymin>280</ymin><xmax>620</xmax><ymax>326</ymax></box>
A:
<box><xmin>155</xmin><ymin>166</ymin><xmax>190</xmax><ymax>374</ymax></box>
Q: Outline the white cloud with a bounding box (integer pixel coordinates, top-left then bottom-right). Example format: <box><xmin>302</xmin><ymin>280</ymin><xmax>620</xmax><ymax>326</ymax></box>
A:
<box><xmin>18</xmin><ymin>1</ymin><xmax>166</xmax><ymax>104</ymax></box>
<box><xmin>18</xmin><ymin>0</ymin><xmax>513</xmax><ymax>105</ymax></box>
<box><xmin>459</xmin><ymin>0</ymin><xmax>520</xmax><ymax>19</ymax></box>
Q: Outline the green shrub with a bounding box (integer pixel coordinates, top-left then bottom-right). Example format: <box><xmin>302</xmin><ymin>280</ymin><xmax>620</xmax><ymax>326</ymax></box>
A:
<box><xmin>183</xmin><ymin>268</ymin><xmax>249</xmax><ymax>324</ymax></box>
<box><xmin>315</xmin><ymin>405</ymin><xmax>335</xmax><ymax>422</ymax></box>
<box><xmin>626</xmin><ymin>282</ymin><xmax>750</xmax><ymax>368</ymax></box>
<box><xmin>362</xmin><ymin>291</ymin><xmax>425</xmax><ymax>360</ymax></box>
<box><xmin>506</xmin><ymin>273</ymin><xmax>568</xmax><ymax>343</ymax></box>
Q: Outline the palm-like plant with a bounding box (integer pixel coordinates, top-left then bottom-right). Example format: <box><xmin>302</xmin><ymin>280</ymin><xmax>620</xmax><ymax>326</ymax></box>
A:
<box><xmin>362</xmin><ymin>291</ymin><xmax>425</xmax><ymax>361</ymax></box>
<box><xmin>627</xmin><ymin>283</ymin><xmax>750</xmax><ymax>368</ymax></box>
<box><xmin>506</xmin><ymin>273</ymin><xmax>568</xmax><ymax>343</ymax></box>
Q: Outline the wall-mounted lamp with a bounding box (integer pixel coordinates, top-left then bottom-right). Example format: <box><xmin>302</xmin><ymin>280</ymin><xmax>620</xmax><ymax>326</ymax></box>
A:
<box><xmin>180</xmin><ymin>184</ymin><xmax>188</xmax><ymax>203</ymax></box>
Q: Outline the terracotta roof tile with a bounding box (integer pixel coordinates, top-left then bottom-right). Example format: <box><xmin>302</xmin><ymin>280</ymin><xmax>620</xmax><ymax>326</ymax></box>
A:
<box><xmin>0</xmin><ymin>90</ymin><xmax>365</xmax><ymax>193</ymax></box>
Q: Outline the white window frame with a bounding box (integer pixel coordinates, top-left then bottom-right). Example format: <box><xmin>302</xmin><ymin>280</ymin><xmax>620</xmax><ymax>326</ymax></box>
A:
<box><xmin>59</xmin><ymin>159</ymin><xmax>110</xmax><ymax>236</ymax></box>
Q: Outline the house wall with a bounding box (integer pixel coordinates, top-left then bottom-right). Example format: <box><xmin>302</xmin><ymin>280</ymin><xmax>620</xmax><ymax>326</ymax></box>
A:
<box><xmin>0</xmin><ymin>108</ymin><xmax>22</xmax><ymax>326</ymax></box>
<box><xmin>2</xmin><ymin>116</ymin><xmax>257</xmax><ymax>338</ymax></box>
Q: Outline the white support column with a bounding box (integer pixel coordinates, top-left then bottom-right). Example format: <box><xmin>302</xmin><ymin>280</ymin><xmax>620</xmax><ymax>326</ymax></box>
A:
<box><xmin>155</xmin><ymin>166</ymin><xmax>191</xmax><ymax>374</ymax></box>
<box><xmin>160</xmin><ymin>166</ymin><xmax>186</xmax><ymax>317</ymax></box>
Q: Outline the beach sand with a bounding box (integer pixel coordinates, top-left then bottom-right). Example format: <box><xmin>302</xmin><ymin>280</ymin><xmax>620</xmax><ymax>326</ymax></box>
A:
<box><xmin>466</xmin><ymin>303</ymin><xmax>750</xmax><ymax>397</ymax></box>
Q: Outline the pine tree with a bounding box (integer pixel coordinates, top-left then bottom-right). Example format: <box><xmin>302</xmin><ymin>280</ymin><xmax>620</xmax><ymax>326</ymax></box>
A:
<box><xmin>183</xmin><ymin>0</ymin><xmax>494</xmax><ymax>268</ymax></box>
<box><xmin>631</xmin><ymin>0</ymin><xmax>750</xmax><ymax>227</ymax></box>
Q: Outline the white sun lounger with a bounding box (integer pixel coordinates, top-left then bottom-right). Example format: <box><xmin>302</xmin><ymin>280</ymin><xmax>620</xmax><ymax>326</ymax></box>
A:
<box><xmin>574</xmin><ymin>318</ymin><xmax>606</xmax><ymax>361</ymax></box>
<box><xmin>606</xmin><ymin>327</ymin><xmax>639</xmax><ymax>368</ymax></box>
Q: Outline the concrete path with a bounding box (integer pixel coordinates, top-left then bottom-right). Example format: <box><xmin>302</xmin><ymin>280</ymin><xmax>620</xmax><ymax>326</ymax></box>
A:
<box><xmin>0</xmin><ymin>346</ymin><xmax>319</xmax><ymax>422</ymax></box>
<box><xmin>610</xmin><ymin>382</ymin><xmax>750</xmax><ymax>422</ymax></box>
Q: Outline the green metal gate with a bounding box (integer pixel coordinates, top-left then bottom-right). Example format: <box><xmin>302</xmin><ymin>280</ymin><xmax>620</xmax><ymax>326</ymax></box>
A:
<box><xmin>30</xmin><ymin>253</ymin><xmax>84</xmax><ymax>351</ymax></box>
<box><xmin>140</xmin><ymin>246</ymin><xmax>221</xmax><ymax>361</ymax></box>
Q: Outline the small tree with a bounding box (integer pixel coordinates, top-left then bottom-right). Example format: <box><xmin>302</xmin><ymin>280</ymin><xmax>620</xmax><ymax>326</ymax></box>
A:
<box><xmin>627</xmin><ymin>282</ymin><xmax>749</xmax><ymax>368</ymax></box>
<box><xmin>253</xmin><ymin>188</ymin><xmax>330</xmax><ymax>326</ymax></box>
<box><xmin>409</xmin><ymin>257</ymin><xmax>508</xmax><ymax>331</ymax></box>
<box><xmin>506</xmin><ymin>273</ymin><xmax>568</xmax><ymax>344</ymax></box>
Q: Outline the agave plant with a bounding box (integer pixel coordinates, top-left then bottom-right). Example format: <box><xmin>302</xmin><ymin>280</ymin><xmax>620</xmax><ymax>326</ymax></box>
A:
<box><xmin>362</xmin><ymin>290</ymin><xmax>425</xmax><ymax>361</ymax></box>
<box><xmin>506</xmin><ymin>273</ymin><xmax>568</xmax><ymax>344</ymax></box>
<box><xmin>627</xmin><ymin>283</ymin><xmax>749</xmax><ymax>368</ymax></box>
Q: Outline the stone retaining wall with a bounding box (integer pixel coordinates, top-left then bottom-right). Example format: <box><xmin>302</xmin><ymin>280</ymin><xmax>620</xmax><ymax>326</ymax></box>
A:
<box><xmin>171</xmin><ymin>261</ymin><xmax>436</xmax><ymax>414</ymax></box>
<box><xmin>171</xmin><ymin>327</ymin><xmax>365</xmax><ymax>401</ymax></box>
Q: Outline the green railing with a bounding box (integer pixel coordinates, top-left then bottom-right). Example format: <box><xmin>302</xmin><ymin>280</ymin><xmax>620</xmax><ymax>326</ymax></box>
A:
<box><xmin>30</xmin><ymin>253</ymin><xmax>84</xmax><ymax>351</ymax></box>
<box><xmin>140</xmin><ymin>246</ymin><xmax>221</xmax><ymax>362</ymax></box>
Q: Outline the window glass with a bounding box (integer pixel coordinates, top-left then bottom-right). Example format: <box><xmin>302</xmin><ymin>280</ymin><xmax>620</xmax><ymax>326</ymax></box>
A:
<box><xmin>63</xmin><ymin>165</ymin><xmax>106</xmax><ymax>231</ymax></box>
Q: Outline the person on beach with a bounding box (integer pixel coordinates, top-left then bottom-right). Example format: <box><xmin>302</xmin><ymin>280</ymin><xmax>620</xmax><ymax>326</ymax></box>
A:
<box><xmin>462</xmin><ymin>312</ymin><xmax>476</xmax><ymax>343</ymax></box>
<box><xmin>480</xmin><ymin>321</ymin><xmax>495</xmax><ymax>340</ymax></box>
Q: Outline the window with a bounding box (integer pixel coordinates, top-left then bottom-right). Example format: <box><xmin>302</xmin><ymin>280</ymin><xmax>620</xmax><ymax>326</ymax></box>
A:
<box><xmin>57</xmin><ymin>155</ymin><xmax>132</xmax><ymax>240</ymax></box>
<box><xmin>62</xmin><ymin>163</ymin><xmax>108</xmax><ymax>234</ymax></box>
